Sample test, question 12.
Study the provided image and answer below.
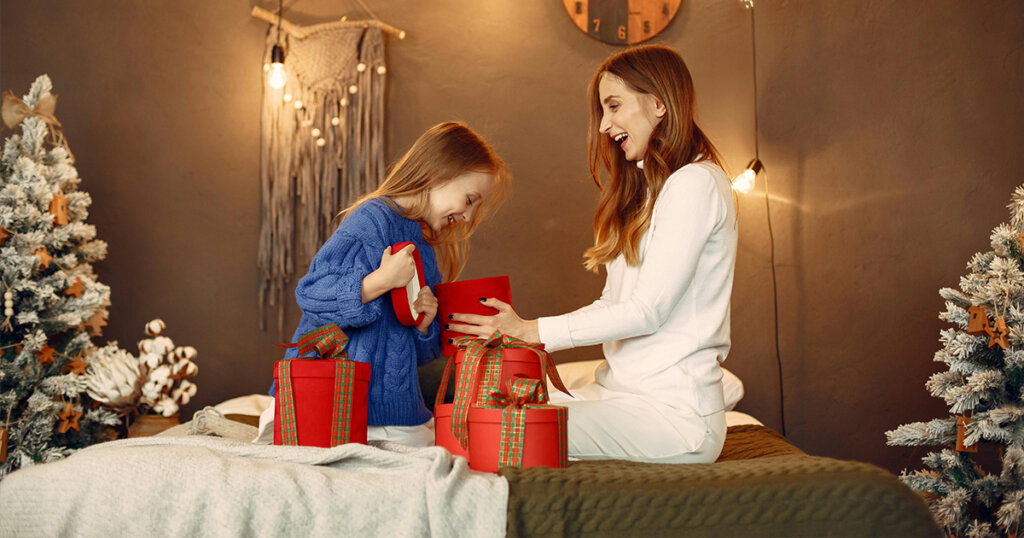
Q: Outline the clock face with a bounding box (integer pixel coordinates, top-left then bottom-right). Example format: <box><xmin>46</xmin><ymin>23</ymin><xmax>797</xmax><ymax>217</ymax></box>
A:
<box><xmin>562</xmin><ymin>0</ymin><xmax>682</xmax><ymax>45</ymax></box>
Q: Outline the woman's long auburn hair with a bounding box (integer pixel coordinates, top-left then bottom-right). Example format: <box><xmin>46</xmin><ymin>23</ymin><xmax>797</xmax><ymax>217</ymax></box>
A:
<box><xmin>583</xmin><ymin>45</ymin><xmax>722</xmax><ymax>272</ymax></box>
<box><xmin>341</xmin><ymin>121</ymin><xmax>510</xmax><ymax>282</ymax></box>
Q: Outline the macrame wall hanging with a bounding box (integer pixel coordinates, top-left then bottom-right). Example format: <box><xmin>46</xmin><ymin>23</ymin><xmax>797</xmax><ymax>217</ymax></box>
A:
<box><xmin>253</xmin><ymin>6</ymin><xmax>405</xmax><ymax>333</ymax></box>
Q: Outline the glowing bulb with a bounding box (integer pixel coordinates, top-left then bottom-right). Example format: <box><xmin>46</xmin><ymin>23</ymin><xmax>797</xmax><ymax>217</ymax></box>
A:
<box><xmin>331</xmin><ymin>117</ymin><xmax>340</xmax><ymax>126</ymax></box>
<box><xmin>294</xmin><ymin>100</ymin><xmax>303</xmax><ymax>109</ymax></box>
<box><xmin>357</xmin><ymin>63</ymin><xmax>367</xmax><ymax>73</ymax></box>
<box><xmin>731</xmin><ymin>158</ymin><xmax>763</xmax><ymax>194</ymax></box>
<box><xmin>348</xmin><ymin>85</ymin><xmax>358</xmax><ymax>94</ymax></box>
<box><xmin>267</xmin><ymin>44</ymin><xmax>287</xmax><ymax>89</ymax></box>
<box><xmin>316</xmin><ymin>138</ymin><xmax>326</xmax><ymax>147</ymax></box>
<box><xmin>340</xmin><ymin>97</ymin><xmax>349</xmax><ymax>107</ymax></box>
<box><xmin>283</xmin><ymin>93</ymin><xmax>292</xmax><ymax>102</ymax></box>
<box><xmin>311</xmin><ymin>128</ymin><xmax>321</xmax><ymax>137</ymax></box>
<box><xmin>376</xmin><ymin>65</ymin><xmax>387</xmax><ymax>75</ymax></box>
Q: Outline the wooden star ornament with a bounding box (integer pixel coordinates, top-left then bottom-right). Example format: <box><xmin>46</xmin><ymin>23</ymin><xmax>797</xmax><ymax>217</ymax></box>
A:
<box><xmin>65</xmin><ymin>354</ymin><xmax>88</xmax><ymax>375</ymax></box>
<box><xmin>987</xmin><ymin>316</ymin><xmax>1011</xmax><ymax>350</ymax></box>
<box><xmin>49</xmin><ymin>191</ymin><xmax>69</xmax><ymax>226</ymax></box>
<box><xmin>57</xmin><ymin>402</ymin><xmax>81</xmax><ymax>434</ymax></box>
<box><xmin>33</xmin><ymin>247</ymin><xmax>52</xmax><ymax>269</ymax></box>
<box><xmin>84</xmin><ymin>308</ymin><xmax>107</xmax><ymax>336</ymax></box>
<box><xmin>63</xmin><ymin>277</ymin><xmax>86</xmax><ymax>298</ymax></box>
<box><xmin>36</xmin><ymin>344</ymin><xmax>55</xmax><ymax>365</ymax></box>
<box><xmin>0</xmin><ymin>227</ymin><xmax>10</xmax><ymax>247</ymax></box>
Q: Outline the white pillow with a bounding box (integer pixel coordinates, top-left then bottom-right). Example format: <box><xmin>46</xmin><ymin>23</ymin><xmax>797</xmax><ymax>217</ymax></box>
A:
<box><xmin>554</xmin><ymin>359</ymin><xmax>745</xmax><ymax>411</ymax></box>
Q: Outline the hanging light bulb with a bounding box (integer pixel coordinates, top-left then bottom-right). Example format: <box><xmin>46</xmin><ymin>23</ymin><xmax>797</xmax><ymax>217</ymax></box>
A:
<box><xmin>266</xmin><ymin>0</ymin><xmax>287</xmax><ymax>89</ymax></box>
<box><xmin>267</xmin><ymin>44</ymin><xmax>287</xmax><ymax>89</ymax></box>
<box><xmin>732</xmin><ymin>158</ymin><xmax>762</xmax><ymax>194</ymax></box>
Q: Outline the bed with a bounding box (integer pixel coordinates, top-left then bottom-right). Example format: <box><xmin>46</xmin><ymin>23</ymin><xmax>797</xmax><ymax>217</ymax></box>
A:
<box><xmin>0</xmin><ymin>361</ymin><xmax>941</xmax><ymax>537</ymax></box>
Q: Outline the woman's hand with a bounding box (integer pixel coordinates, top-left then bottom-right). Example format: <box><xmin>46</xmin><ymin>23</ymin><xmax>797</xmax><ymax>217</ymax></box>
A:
<box><xmin>361</xmin><ymin>245</ymin><xmax>417</xmax><ymax>303</ymax></box>
<box><xmin>447</xmin><ymin>298</ymin><xmax>540</xmax><ymax>343</ymax></box>
<box><xmin>414</xmin><ymin>286</ymin><xmax>438</xmax><ymax>335</ymax></box>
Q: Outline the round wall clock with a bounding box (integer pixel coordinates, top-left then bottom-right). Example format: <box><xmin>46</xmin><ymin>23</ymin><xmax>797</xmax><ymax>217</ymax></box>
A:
<box><xmin>562</xmin><ymin>0</ymin><xmax>682</xmax><ymax>45</ymax></box>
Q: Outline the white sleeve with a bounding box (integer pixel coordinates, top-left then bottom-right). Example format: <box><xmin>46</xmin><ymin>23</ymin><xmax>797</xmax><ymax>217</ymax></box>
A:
<box><xmin>538</xmin><ymin>275</ymin><xmax>613</xmax><ymax>352</ymax></box>
<box><xmin>538</xmin><ymin>168</ymin><xmax>724</xmax><ymax>351</ymax></box>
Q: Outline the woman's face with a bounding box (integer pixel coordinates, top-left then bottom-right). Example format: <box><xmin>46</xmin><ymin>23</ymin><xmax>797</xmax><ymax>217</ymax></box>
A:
<box><xmin>424</xmin><ymin>170</ymin><xmax>495</xmax><ymax>233</ymax></box>
<box><xmin>597</xmin><ymin>72</ymin><xmax>666</xmax><ymax>162</ymax></box>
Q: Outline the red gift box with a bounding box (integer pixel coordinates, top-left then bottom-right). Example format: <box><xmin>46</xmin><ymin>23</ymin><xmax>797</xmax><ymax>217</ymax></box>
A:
<box><xmin>433</xmin><ymin>403</ymin><xmax>468</xmax><ymax>459</ymax></box>
<box><xmin>435</xmin><ymin>276</ymin><xmax>511</xmax><ymax>357</ymax></box>
<box><xmin>468</xmin><ymin>377</ymin><xmax>569</xmax><ymax>473</ymax></box>
<box><xmin>274</xmin><ymin>324</ymin><xmax>371</xmax><ymax>447</ymax></box>
<box><xmin>435</xmin><ymin>332</ymin><xmax>571</xmax><ymax>462</ymax></box>
<box><xmin>455</xmin><ymin>346</ymin><xmax>541</xmax><ymax>407</ymax></box>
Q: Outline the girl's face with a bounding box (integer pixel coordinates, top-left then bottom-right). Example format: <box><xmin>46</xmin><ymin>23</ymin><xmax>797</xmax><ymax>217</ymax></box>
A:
<box><xmin>597</xmin><ymin>73</ymin><xmax>666</xmax><ymax>162</ymax></box>
<box><xmin>424</xmin><ymin>170</ymin><xmax>495</xmax><ymax>232</ymax></box>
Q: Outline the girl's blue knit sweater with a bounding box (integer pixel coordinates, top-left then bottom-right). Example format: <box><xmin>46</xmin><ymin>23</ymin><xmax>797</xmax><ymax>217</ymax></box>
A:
<box><xmin>279</xmin><ymin>198</ymin><xmax>442</xmax><ymax>427</ymax></box>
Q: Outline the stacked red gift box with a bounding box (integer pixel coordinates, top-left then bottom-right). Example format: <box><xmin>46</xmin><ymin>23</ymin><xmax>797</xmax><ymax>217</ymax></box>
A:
<box><xmin>433</xmin><ymin>276</ymin><xmax>571</xmax><ymax>472</ymax></box>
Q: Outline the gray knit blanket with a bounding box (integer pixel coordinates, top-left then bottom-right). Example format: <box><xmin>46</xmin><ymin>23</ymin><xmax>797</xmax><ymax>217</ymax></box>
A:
<box><xmin>0</xmin><ymin>410</ymin><xmax>507</xmax><ymax>537</ymax></box>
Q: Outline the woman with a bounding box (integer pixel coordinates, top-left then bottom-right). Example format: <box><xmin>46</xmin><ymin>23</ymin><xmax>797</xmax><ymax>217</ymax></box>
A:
<box><xmin>449</xmin><ymin>45</ymin><xmax>737</xmax><ymax>463</ymax></box>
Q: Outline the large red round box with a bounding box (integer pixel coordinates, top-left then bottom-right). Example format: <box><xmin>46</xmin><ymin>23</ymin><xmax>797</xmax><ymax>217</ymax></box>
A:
<box><xmin>454</xmin><ymin>347</ymin><xmax>542</xmax><ymax>406</ymax></box>
<box><xmin>433</xmin><ymin>403</ymin><xmax>469</xmax><ymax>459</ymax></box>
<box><xmin>435</xmin><ymin>276</ymin><xmax>511</xmax><ymax>358</ymax></box>
<box><xmin>433</xmin><ymin>348</ymin><xmax>544</xmax><ymax>459</ymax></box>
<box><xmin>467</xmin><ymin>406</ymin><xmax>565</xmax><ymax>473</ymax></box>
<box><xmin>273</xmin><ymin>359</ymin><xmax>371</xmax><ymax>447</ymax></box>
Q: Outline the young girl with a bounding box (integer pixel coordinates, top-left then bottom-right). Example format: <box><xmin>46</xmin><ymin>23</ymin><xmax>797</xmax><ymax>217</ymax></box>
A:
<box><xmin>257</xmin><ymin>121</ymin><xmax>510</xmax><ymax>446</ymax></box>
<box><xmin>449</xmin><ymin>45</ymin><xmax>736</xmax><ymax>463</ymax></box>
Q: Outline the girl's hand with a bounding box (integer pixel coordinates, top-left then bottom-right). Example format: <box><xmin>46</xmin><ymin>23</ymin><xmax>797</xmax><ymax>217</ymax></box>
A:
<box><xmin>361</xmin><ymin>245</ymin><xmax>418</xmax><ymax>304</ymax></box>
<box><xmin>447</xmin><ymin>298</ymin><xmax>540</xmax><ymax>343</ymax></box>
<box><xmin>414</xmin><ymin>287</ymin><xmax>438</xmax><ymax>335</ymax></box>
<box><xmin>377</xmin><ymin>244</ymin><xmax>418</xmax><ymax>289</ymax></box>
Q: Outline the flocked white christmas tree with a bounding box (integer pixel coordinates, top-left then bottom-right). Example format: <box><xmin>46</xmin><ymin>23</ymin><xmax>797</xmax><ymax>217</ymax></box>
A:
<box><xmin>888</xmin><ymin>184</ymin><xmax>1024</xmax><ymax>537</ymax></box>
<box><xmin>0</xmin><ymin>75</ymin><xmax>122</xmax><ymax>478</ymax></box>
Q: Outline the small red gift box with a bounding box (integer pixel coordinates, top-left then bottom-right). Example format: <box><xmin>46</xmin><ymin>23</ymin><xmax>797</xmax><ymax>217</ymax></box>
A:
<box><xmin>274</xmin><ymin>324</ymin><xmax>371</xmax><ymax>447</ymax></box>
<box><xmin>468</xmin><ymin>377</ymin><xmax>569</xmax><ymax>473</ymax></box>
<box><xmin>435</xmin><ymin>275</ymin><xmax>511</xmax><ymax>357</ymax></box>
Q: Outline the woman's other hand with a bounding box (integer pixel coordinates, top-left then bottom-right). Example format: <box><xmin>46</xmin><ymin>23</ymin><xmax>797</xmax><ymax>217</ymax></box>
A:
<box><xmin>447</xmin><ymin>298</ymin><xmax>540</xmax><ymax>343</ymax></box>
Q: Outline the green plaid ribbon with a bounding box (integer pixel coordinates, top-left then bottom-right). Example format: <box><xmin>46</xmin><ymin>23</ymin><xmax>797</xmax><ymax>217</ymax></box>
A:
<box><xmin>482</xmin><ymin>376</ymin><xmax>569</xmax><ymax>469</ymax></box>
<box><xmin>278</xmin><ymin>322</ymin><xmax>349</xmax><ymax>359</ymax></box>
<box><xmin>450</xmin><ymin>331</ymin><xmax>572</xmax><ymax>449</ymax></box>
<box><xmin>276</xmin><ymin>323</ymin><xmax>355</xmax><ymax>446</ymax></box>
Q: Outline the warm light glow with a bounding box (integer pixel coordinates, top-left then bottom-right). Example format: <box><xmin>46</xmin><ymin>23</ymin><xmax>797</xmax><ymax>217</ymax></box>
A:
<box><xmin>732</xmin><ymin>158</ymin><xmax>763</xmax><ymax>194</ymax></box>
<box><xmin>267</xmin><ymin>63</ymin><xmax>287</xmax><ymax>89</ymax></box>
<box><xmin>267</xmin><ymin>43</ymin><xmax>287</xmax><ymax>89</ymax></box>
<box><xmin>732</xmin><ymin>169</ymin><xmax>756</xmax><ymax>194</ymax></box>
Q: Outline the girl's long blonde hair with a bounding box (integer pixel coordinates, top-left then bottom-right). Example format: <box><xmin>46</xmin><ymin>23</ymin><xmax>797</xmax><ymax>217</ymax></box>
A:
<box><xmin>342</xmin><ymin>121</ymin><xmax>510</xmax><ymax>282</ymax></box>
<box><xmin>583</xmin><ymin>45</ymin><xmax>722</xmax><ymax>272</ymax></box>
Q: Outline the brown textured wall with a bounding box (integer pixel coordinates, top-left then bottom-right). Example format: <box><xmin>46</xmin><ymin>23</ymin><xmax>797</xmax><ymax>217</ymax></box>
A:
<box><xmin>2</xmin><ymin>0</ymin><xmax>1022</xmax><ymax>475</ymax></box>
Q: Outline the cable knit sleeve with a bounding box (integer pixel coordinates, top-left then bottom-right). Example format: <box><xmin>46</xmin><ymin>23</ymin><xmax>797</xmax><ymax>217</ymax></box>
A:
<box><xmin>413</xmin><ymin>320</ymin><xmax>441</xmax><ymax>366</ymax></box>
<box><xmin>294</xmin><ymin>231</ymin><xmax>384</xmax><ymax>329</ymax></box>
